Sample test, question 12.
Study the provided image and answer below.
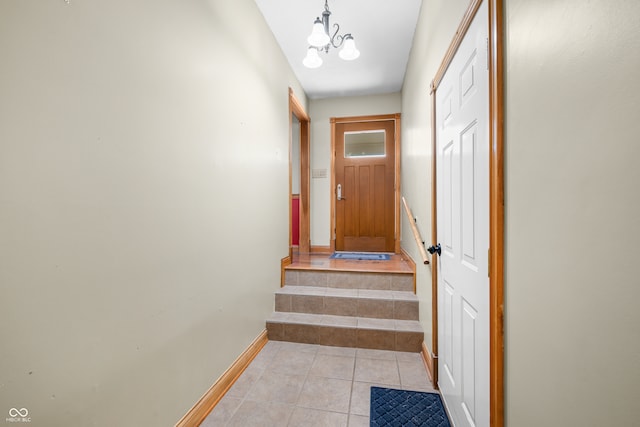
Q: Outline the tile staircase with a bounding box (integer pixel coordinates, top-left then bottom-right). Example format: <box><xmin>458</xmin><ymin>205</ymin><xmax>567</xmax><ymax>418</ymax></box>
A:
<box><xmin>266</xmin><ymin>268</ymin><xmax>424</xmax><ymax>352</ymax></box>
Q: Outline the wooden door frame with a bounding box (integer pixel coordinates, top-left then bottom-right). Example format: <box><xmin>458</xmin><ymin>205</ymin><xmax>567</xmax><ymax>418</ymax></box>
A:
<box><xmin>289</xmin><ymin>88</ymin><xmax>310</xmax><ymax>255</ymax></box>
<box><xmin>330</xmin><ymin>113</ymin><xmax>401</xmax><ymax>254</ymax></box>
<box><xmin>429</xmin><ymin>0</ymin><xmax>504</xmax><ymax>426</ymax></box>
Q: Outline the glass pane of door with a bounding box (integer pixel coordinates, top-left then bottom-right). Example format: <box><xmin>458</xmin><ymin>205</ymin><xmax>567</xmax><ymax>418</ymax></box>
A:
<box><xmin>344</xmin><ymin>130</ymin><xmax>385</xmax><ymax>158</ymax></box>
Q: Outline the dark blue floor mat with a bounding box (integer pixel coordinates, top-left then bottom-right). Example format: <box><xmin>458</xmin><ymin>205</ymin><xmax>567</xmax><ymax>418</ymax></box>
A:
<box><xmin>329</xmin><ymin>252</ymin><xmax>391</xmax><ymax>260</ymax></box>
<box><xmin>370</xmin><ymin>387</ymin><xmax>451</xmax><ymax>427</ymax></box>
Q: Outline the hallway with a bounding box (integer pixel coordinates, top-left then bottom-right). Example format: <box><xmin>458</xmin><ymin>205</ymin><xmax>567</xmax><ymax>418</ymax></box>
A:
<box><xmin>201</xmin><ymin>340</ymin><xmax>436</xmax><ymax>426</ymax></box>
<box><xmin>2</xmin><ymin>1</ymin><xmax>639</xmax><ymax>425</ymax></box>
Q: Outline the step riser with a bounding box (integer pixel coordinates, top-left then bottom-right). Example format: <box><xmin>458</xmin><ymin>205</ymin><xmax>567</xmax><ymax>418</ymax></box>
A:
<box><xmin>275</xmin><ymin>294</ymin><xmax>419</xmax><ymax>320</ymax></box>
<box><xmin>270</xmin><ymin>267</ymin><xmax>422</xmax><ymax>352</ymax></box>
<box><xmin>285</xmin><ymin>270</ymin><xmax>413</xmax><ymax>292</ymax></box>
<box><xmin>266</xmin><ymin>322</ymin><xmax>423</xmax><ymax>352</ymax></box>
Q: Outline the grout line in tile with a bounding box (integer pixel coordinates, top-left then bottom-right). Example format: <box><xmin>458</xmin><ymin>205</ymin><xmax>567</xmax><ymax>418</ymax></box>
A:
<box><xmin>347</xmin><ymin>346</ymin><xmax>357</xmax><ymax>419</ymax></box>
<box><xmin>394</xmin><ymin>351</ymin><xmax>403</xmax><ymax>389</ymax></box>
<box><xmin>293</xmin><ymin>345</ymin><xmax>319</xmax><ymax>408</ymax></box>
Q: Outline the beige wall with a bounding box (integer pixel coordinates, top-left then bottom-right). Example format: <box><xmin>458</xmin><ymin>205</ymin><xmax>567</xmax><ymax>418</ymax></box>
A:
<box><xmin>403</xmin><ymin>0</ymin><xmax>640</xmax><ymax>425</ymax></box>
<box><xmin>504</xmin><ymin>0</ymin><xmax>640</xmax><ymax>425</ymax></box>
<box><xmin>0</xmin><ymin>1</ymin><xmax>305</xmax><ymax>426</ymax></box>
<box><xmin>309</xmin><ymin>93</ymin><xmax>402</xmax><ymax>247</ymax></box>
<box><xmin>400</xmin><ymin>0</ymin><xmax>471</xmax><ymax>361</ymax></box>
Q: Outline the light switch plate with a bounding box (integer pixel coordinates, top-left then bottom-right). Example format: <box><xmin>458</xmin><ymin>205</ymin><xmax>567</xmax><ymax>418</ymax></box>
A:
<box><xmin>312</xmin><ymin>168</ymin><xmax>327</xmax><ymax>179</ymax></box>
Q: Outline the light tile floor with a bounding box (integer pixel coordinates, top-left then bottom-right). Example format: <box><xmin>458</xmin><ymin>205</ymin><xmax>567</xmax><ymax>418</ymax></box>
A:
<box><xmin>200</xmin><ymin>341</ymin><xmax>438</xmax><ymax>427</ymax></box>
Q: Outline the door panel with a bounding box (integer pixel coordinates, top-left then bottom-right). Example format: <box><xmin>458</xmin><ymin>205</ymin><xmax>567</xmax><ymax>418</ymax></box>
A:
<box><xmin>461</xmin><ymin>297</ymin><xmax>478</xmax><ymax>423</ymax></box>
<box><xmin>443</xmin><ymin>281</ymin><xmax>455</xmax><ymax>385</ymax></box>
<box><xmin>436</xmin><ymin>2</ymin><xmax>489</xmax><ymax>427</ymax></box>
<box><xmin>461</xmin><ymin>123</ymin><xmax>478</xmax><ymax>269</ymax></box>
<box><xmin>344</xmin><ymin>165</ymin><xmax>356</xmax><ymax>238</ymax></box>
<box><xmin>335</xmin><ymin>120</ymin><xmax>396</xmax><ymax>252</ymax></box>
<box><xmin>358</xmin><ymin>165</ymin><xmax>371</xmax><ymax>236</ymax></box>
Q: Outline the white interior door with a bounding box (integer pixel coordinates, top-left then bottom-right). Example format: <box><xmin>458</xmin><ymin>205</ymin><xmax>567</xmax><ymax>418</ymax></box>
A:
<box><xmin>436</xmin><ymin>2</ymin><xmax>489</xmax><ymax>426</ymax></box>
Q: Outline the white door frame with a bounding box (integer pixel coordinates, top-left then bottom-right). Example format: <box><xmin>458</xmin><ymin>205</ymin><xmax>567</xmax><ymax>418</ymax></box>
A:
<box><xmin>429</xmin><ymin>0</ymin><xmax>504</xmax><ymax>426</ymax></box>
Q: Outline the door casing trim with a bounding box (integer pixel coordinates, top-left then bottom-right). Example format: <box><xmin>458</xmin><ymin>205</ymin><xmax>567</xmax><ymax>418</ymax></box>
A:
<box><xmin>330</xmin><ymin>113</ymin><xmax>401</xmax><ymax>254</ymax></box>
<box><xmin>429</xmin><ymin>0</ymin><xmax>504</xmax><ymax>426</ymax></box>
<box><xmin>289</xmin><ymin>88</ymin><xmax>310</xmax><ymax>255</ymax></box>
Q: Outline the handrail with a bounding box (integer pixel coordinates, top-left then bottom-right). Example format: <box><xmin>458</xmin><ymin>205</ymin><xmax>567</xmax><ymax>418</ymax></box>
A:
<box><xmin>402</xmin><ymin>196</ymin><xmax>430</xmax><ymax>265</ymax></box>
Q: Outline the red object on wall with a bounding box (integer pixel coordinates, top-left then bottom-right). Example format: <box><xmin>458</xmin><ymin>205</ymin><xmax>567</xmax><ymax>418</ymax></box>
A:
<box><xmin>292</xmin><ymin>196</ymin><xmax>300</xmax><ymax>246</ymax></box>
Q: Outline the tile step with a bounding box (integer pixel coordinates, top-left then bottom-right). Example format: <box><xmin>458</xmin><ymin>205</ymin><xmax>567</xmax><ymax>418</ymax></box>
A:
<box><xmin>275</xmin><ymin>285</ymin><xmax>419</xmax><ymax>320</ymax></box>
<box><xmin>284</xmin><ymin>269</ymin><xmax>413</xmax><ymax>292</ymax></box>
<box><xmin>266</xmin><ymin>312</ymin><xmax>424</xmax><ymax>352</ymax></box>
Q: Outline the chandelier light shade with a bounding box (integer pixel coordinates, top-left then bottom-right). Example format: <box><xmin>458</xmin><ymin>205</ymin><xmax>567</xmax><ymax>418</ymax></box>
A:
<box><xmin>303</xmin><ymin>0</ymin><xmax>359</xmax><ymax>68</ymax></box>
<box><xmin>303</xmin><ymin>47</ymin><xmax>323</xmax><ymax>69</ymax></box>
<box><xmin>338</xmin><ymin>35</ymin><xmax>360</xmax><ymax>61</ymax></box>
<box><xmin>308</xmin><ymin>18</ymin><xmax>330</xmax><ymax>47</ymax></box>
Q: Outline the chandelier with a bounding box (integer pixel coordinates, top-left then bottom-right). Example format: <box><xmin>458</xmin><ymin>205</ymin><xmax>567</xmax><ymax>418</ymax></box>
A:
<box><xmin>303</xmin><ymin>0</ymin><xmax>360</xmax><ymax>69</ymax></box>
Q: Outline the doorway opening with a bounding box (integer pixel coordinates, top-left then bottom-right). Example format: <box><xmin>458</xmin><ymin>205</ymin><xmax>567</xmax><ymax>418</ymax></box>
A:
<box><xmin>289</xmin><ymin>89</ymin><xmax>310</xmax><ymax>256</ymax></box>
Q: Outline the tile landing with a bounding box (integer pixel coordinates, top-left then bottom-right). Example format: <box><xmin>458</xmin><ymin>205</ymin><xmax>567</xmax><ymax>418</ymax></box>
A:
<box><xmin>200</xmin><ymin>340</ymin><xmax>436</xmax><ymax>427</ymax></box>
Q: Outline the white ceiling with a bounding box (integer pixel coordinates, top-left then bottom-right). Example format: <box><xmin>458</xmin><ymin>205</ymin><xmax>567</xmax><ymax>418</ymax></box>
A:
<box><xmin>254</xmin><ymin>0</ymin><xmax>423</xmax><ymax>100</ymax></box>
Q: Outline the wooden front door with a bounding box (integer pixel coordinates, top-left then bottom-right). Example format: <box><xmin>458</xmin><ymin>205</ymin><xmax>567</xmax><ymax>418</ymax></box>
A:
<box><xmin>334</xmin><ymin>119</ymin><xmax>396</xmax><ymax>252</ymax></box>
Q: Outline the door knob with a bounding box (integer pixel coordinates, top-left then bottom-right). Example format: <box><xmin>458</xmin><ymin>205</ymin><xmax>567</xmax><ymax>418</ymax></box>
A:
<box><xmin>427</xmin><ymin>243</ymin><xmax>441</xmax><ymax>256</ymax></box>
